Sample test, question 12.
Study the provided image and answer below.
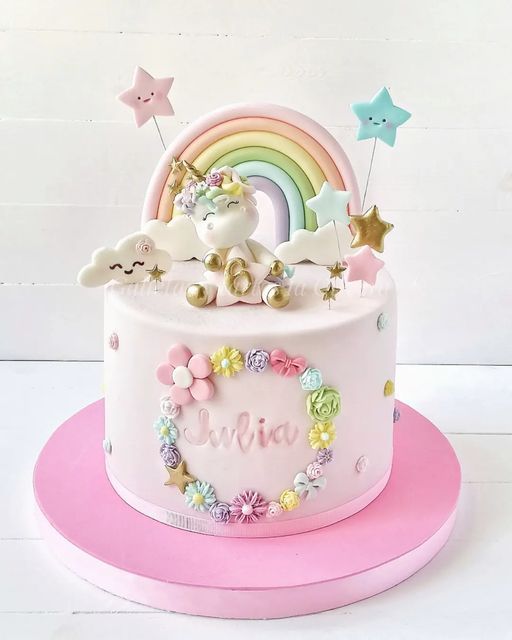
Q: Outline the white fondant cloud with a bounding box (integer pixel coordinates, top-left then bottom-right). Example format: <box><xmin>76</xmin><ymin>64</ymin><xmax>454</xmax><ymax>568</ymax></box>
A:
<box><xmin>275</xmin><ymin>221</ymin><xmax>355</xmax><ymax>265</ymax></box>
<box><xmin>78</xmin><ymin>232</ymin><xmax>172</xmax><ymax>287</ymax></box>
<box><xmin>143</xmin><ymin>216</ymin><xmax>207</xmax><ymax>261</ymax></box>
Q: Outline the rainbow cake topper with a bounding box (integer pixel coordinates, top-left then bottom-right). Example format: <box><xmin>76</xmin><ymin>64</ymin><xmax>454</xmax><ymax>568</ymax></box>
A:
<box><xmin>142</xmin><ymin>103</ymin><xmax>361</xmax><ymax>247</ymax></box>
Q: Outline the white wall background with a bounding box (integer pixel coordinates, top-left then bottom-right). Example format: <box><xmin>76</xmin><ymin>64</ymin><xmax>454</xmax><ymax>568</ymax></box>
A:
<box><xmin>1</xmin><ymin>0</ymin><xmax>511</xmax><ymax>363</ymax></box>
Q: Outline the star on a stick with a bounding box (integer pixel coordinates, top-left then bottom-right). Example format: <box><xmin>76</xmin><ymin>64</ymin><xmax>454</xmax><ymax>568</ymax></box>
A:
<box><xmin>320</xmin><ymin>282</ymin><xmax>341</xmax><ymax>302</ymax></box>
<box><xmin>350</xmin><ymin>205</ymin><xmax>394</xmax><ymax>253</ymax></box>
<box><xmin>118</xmin><ymin>66</ymin><xmax>174</xmax><ymax>128</ymax></box>
<box><xmin>146</xmin><ymin>264</ymin><xmax>166</xmax><ymax>283</ymax></box>
<box><xmin>345</xmin><ymin>246</ymin><xmax>385</xmax><ymax>286</ymax></box>
<box><xmin>351</xmin><ymin>87</ymin><xmax>411</xmax><ymax>147</ymax></box>
<box><xmin>306</xmin><ymin>182</ymin><xmax>351</xmax><ymax>227</ymax></box>
<box><xmin>327</xmin><ymin>261</ymin><xmax>346</xmax><ymax>279</ymax></box>
<box><xmin>164</xmin><ymin>461</ymin><xmax>195</xmax><ymax>493</ymax></box>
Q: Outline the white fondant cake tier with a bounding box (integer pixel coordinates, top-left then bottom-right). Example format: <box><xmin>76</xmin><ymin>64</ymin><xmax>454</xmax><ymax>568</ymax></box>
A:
<box><xmin>104</xmin><ymin>262</ymin><xmax>397</xmax><ymax>537</ymax></box>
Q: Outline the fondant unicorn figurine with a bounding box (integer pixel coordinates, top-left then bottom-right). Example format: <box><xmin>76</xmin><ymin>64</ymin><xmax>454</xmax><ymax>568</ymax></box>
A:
<box><xmin>175</xmin><ymin>166</ymin><xmax>290</xmax><ymax>309</ymax></box>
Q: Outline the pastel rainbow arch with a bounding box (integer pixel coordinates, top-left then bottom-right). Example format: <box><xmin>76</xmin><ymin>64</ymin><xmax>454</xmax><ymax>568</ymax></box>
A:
<box><xmin>142</xmin><ymin>103</ymin><xmax>360</xmax><ymax>246</ymax></box>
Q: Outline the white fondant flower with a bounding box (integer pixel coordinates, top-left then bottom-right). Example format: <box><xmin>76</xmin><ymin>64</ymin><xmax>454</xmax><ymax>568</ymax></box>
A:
<box><xmin>294</xmin><ymin>471</ymin><xmax>327</xmax><ymax>500</ymax></box>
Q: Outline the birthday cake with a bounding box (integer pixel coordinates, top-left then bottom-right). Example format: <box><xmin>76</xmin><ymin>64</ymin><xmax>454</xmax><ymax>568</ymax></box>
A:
<box><xmin>79</xmin><ymin>95</ymin><xmax>409</xmax><ymax>537</ymax></box>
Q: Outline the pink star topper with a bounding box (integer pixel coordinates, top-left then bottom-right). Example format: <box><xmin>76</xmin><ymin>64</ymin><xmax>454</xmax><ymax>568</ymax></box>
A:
<box><xmin>345</xmin><ymin>246</ymin><xmax>385</xmax><ymax>286</ymax></box>
<box><xmin>118</xmin><ymin>66</ymin><xmax>174</xmax><ymax>128</ymax></box>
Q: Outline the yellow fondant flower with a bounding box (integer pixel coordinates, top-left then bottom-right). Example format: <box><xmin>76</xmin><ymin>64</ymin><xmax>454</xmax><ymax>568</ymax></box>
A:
<box><xmin>308</xmin><ymin>421</ymin><xmax>336</xmax><ymax>450</ymax></box>
<box><xmin>221</xmin><ymin>179</ymin><xmax>244</xmax><ymax>196</ymax></box>
<box><xmin>279</xmin><ymin>489</ymin><xmax>300</xmax><ymax>511</ymax></box>
<box><xmin>210</xmin><ymin>346</ymin><xmax>244</xmax><ymax>378</ymax></box>
<box><xmin>384</xmin><ymin>379</ymin><xmax>395</xmax><ymax>396</ymax></box>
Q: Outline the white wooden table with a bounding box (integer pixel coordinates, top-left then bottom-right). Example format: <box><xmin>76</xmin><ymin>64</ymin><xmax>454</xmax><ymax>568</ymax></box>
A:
<box><xmin>1</xmin><ymin>361</ymin><xmax>510</xmax><ymax>639</ymax></box>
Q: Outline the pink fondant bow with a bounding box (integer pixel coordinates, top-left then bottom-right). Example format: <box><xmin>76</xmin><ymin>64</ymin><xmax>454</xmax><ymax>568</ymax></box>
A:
<box><xmin>269</xmin><ymin>349</ymin><xmax>307</xmax><ymax>377</ymax></box>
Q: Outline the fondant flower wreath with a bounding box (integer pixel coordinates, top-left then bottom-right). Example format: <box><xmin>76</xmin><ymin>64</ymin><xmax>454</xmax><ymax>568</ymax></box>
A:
<box><xmin>154</xmin><ymin>343</ymin><xmax>341</xmax><ymax>524</ymax></box>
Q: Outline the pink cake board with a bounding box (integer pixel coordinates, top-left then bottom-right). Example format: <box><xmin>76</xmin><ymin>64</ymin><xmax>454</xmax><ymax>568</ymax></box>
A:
<box><xmin>33</xmin><ymin>400</ymin><xmax>460</xmax><ymax>619</ymax></box>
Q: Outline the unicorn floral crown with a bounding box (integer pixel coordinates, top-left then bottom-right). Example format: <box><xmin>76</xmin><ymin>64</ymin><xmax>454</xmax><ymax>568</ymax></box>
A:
<box><xmin>174</xmin><ymin>166</ymin><xmax>256</xmax><ymax>214</ymax></box>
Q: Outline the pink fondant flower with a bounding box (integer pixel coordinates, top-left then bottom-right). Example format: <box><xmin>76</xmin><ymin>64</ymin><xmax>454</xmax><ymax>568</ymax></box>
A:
<box><xmin>206</xmin><ymin>170</ymin><xmax>223</xmax><ymax>187</ymax></box>
<box><xmin>230</xmin><ymin>490</ymin><xmax>268</xmax><ymax>524</ymax></box>
<box><xmin>135</xmin><ymin>237</ymin><xmax>154</xmax><ymax>255</ymax></box>
<box><xmin>156</xmin><ymin>343</ymin><xmax>214</xmax><ymax>406</ymax></box>
<box><xmin>306</xmin><ymin>461</ymin><xmax>323</xmax><ymax>480</ymax></box>
<box><xmin>266</xmin><ymin>501</ymin><xmax>283</xmax><ymax>519</ymax></box>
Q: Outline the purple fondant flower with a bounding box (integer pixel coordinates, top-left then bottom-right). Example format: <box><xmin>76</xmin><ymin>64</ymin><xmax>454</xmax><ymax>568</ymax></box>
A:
<box><xmin>209</xmin><ymin>502</ymin><xmax>231</xmax><ymax>524</ymax></box>
<box><xmin>160</xmin><ymin>443</ymin><xmax>181</xmax><ymax>468</ymax></box>
<box><xmin>109</xmin><ymin>333</ymin><xmax>119</xmax><ymax>351</ymax></box>
<box><xmin>230</xmin><ymin>490</ymin><xmax>268</xmax><ymax>523</ymax></box>
<box><xmin>316</xmin><ymin>447</ymin><xmax>334</xmax><ymax>465</ymax></box>
<box><xmin>245</xmin><ymin>348</ymin><xmax>270</xmax><ymax>373</ymax></box>
<box><xmin>393</xmin><ymin>407</ymin><xmax>401</xmax><ymax>423</ymax></box>
<box><xmin>206</xmin><ymin>170</ymin><xmax>223</xmax><ymax>187</ymax></box>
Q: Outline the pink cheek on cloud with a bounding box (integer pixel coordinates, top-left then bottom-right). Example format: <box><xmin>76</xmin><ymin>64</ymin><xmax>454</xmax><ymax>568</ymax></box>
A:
<box><xmin>385</xmin><ymin>122</ymin><xmax>393</xmax><ymax>129</ymax></box>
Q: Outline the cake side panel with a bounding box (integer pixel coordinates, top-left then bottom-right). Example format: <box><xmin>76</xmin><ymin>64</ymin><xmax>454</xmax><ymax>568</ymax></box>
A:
<box><xmin>103</xmin><ymin>282</ymin><xmax>396</xmax><ymax>531</ymax></box>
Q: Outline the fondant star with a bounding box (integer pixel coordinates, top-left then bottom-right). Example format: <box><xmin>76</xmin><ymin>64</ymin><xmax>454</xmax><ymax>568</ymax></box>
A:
<box><xmin>165</xmin><ymin>461</ymin><xmax>195</xmax><ymax>493</ymax></box>
<box><xmin>345</xmin><ymin>246</ymin><xmax>385</xmax><ymax>286</ymax></box>
<box><xmin>206</xmin><ymin>262</ymin><xmax>270</xmax><ymax>306</ymax></box>
<box><xmin>327</xmin><ymin>261</ymin><xmax>346</xmax><ymax>279</ymax></box>
<box><xmin>146</xmin><ymin>264</ymin><xmax>166</xmax><ymax>282</ymax></box>
<box><xmin>118</xmin><ymin>66</ymin><xmax>174</xmax><ymax>128</ymax></box>
<box><xmin>351</xmin><ymin>87</ymin><xmax>411</xmax><ymax>147</ymax></box>
<box><xmin>169</xmin><ymin>157</ymin><xmax>184</xmax><ymax>174</ymax></box>
<box><xmin>350</xmin><ymin>206</ymin><xmax>394</xmax><ymax>253</ymax></box>
<box><xmin>320</xmin><ymin>282</ymin><xmax>341</xmax><ymax>302</ymax></box>
<box><xmin>306</xmin><ymin>182</ymin><xmax>351</xmax><ymax>228</ymax></box>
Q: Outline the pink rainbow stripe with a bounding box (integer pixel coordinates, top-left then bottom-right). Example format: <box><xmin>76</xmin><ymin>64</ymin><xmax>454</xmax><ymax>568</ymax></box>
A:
<box><xmin>142</xmin><ymin>103</ymin><xmax>360</xmax><ymax>226</ymax></box>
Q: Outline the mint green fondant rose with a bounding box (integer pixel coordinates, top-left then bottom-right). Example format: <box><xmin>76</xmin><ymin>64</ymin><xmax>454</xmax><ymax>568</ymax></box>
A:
<box><xmin>306</xmin><ymin>386</ymin><xmax>341</xmax><ymax>422</ymax></box>
<box><xmin>300</xmin><ymin>367</ymin><xmax>323</xmax><ymax>391</ymax></box>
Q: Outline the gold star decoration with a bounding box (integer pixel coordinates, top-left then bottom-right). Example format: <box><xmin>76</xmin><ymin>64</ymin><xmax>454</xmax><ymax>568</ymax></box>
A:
<box><xmin>167</xmin><ymin>158</ymin><xmax>184</xmax><ymax>192</ymax></box>
<box><xmin>182</xmin><ymin>160</ymin><xmax>205</xmax><ymax>182</ymax></box>
<box><xmin>327</xmin><ymin>261</ymin><xmax>346</xmax><ymax>279</ymax></box>
<box><xmin>169</xmin><ymin>157</ymin><xmax>184</xmax><ymax>174</ymax></box>
<box><xmin>146</xmin><ymin>264</ymin><xmax>166</xmax><ymax>283</ymax></box>
<box><xmin>320</xmin><ymin>282</ymin><xmax>341</xmax><ymax>302</ymax></box>
<box><xmin>350</xmin><ymin>205</ymin><xmax>394</xmax><ymax>253</ymax></box>
<box><xmin>164</xmin><ymin>460</ymin><xmax>195</xmax><ymax>493</ymax></box>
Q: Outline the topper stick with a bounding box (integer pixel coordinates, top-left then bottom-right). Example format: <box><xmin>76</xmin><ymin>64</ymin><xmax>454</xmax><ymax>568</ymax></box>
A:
<box><xmin>153</xmin><ymin>116</ymin><xmax>166</xmax><ymax>150</ymax></box>
<box><xmin>361</xmin><ymin>137</ymin><xmax>377</xmax><ymax>212</ymax></box>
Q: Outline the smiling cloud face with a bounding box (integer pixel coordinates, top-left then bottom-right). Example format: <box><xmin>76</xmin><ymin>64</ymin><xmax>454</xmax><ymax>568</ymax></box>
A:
<box><xmin>77</xmin><ymin>232</ymin><xmax>172</xmax><ymax>287</ymax></box>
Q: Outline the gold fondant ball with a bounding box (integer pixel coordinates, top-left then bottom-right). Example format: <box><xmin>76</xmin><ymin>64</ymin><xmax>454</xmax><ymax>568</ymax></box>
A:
<box><xmin>204</xmin><ymin>252</ymin><xmax>223</xmax><ymax>272</ymax></box>
<box><xmin>186</xmin><ymin>284</ymin><xmax>208</xmax><ymax>307</ymax></box>
<box><xmin>267</xmin><ymin>285</ymin><xmax>290</xmax><ymax>309</ymax></box>
<box><xmin>269</xmin><ymin>259</ymin><xmax>285</xmax><ymax>277</ymax></box>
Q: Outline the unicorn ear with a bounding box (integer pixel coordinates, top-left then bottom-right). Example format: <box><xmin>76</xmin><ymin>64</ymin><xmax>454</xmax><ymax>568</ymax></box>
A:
<box><xmin>211</xmin><ymin>194</ymin><xmax>230</xmax><ymax>207</ymax></box>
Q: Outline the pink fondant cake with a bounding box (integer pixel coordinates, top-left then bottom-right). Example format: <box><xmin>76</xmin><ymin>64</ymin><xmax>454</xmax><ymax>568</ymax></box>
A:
<box><xmin>104</xmin><ymin>263</ymin><xmax>396</xmax><ymax>536</ymax></box>
<box><xmin>78</xmin><ymin>102</ymin><xmax>402</xmax><ymax>538</ymax></box>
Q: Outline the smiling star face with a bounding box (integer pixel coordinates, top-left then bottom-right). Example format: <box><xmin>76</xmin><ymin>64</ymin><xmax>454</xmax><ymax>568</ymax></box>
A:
<box><xmin>188</xmin><ymin>196</ymin><xmax>259</xmax><ymax>249</ymax></box>
<box><xmin>351</xmin><ymin>87</ymin><xmax>411</xmax><ymax>147</ymax></box>
<box><xmin>78</xmin><ymin>232</ymin><xmax>172</xmax><ymax>287</ymax></box>
<box><xmin>117</xmin><ymin>66</ymin><xmax>174</xmax><ymax>128</ymax></box>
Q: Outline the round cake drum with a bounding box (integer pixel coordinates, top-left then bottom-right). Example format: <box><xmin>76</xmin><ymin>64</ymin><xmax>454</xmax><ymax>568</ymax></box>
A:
<box><xmin>34</xmin><ymin>399</ymin><xmax>460</xmax><ymax>619</ymax></box>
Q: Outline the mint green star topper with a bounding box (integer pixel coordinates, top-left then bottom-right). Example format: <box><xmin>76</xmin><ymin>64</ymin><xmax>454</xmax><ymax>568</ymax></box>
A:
<box><xmin>306</xmin><ymin>182</ymin><xmax>351</xmax><ymax>228</ymax></box>
<box><xmin>351</xmin><ymin>87</ymin><xmax>411</xmax><ymax>147</ymax></box>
